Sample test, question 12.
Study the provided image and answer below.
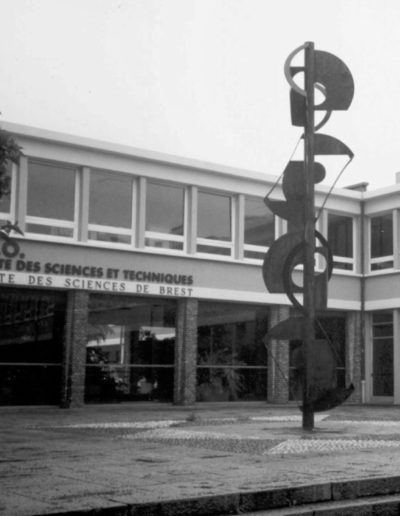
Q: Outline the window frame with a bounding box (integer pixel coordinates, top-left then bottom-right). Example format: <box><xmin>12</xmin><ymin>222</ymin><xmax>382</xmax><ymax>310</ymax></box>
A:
<box><xmin>243</xmin><ymin>195</ymin><xmax>276</xmax><ymax>263</ymax></box>
<box><xmin>327</xmin><ymin>211</ymin><xmax>355</xmax><ymax>273</ymax></box>
<box><xmin>371</xmin><ymin>311</ymin><xmax>394</xmax><ymax>398</ymax></box>
<box><xmin>369</xmin><ymin>212</ymin><xmax>394</xmax><ymax>273</ymax></box>
<box><xmin>87</xmin><ymin>168</ymin><xmax>136</xmax><ymax>248</ymax></box>
<box><xmin>0</xmin><ymin>161</ymin><xmax>16</xmax><ymax>224</ymax></box>
<box><xmin>25</xmin><ymin>159</ymin><xmax>79</xmax><ymax>242</ymax></box>
<box><xmin>196</xmin><ymin>189</ymin><xmax>234</xmax><ymax>259</ymax></box>
<box><xmin>144</xmin><ymin>180</ymin><xmax>187</xmax><ymax>254</ymax></box>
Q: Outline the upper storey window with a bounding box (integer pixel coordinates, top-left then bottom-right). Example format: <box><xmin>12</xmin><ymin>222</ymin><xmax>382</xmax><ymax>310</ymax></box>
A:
<box><xmin>145</xmin><ymin>182</ymin><xmax>185</xmax><ymax>250</ymax></box>
<box><xmin>0</xmin><ymin>161</ymin><xmax>12</xmax><ymax>225</ymax></box>
<box><xmin>370</xmin><ymin>213</ymin><xmax>393</xmax><ymax>271</ymax></box>
<box><xmin>197</xmin><ymin>191</ymin><xmax>232</xmax><ymax>256</ymax></box>
<box><xmin>88</xmin><ymin>169</ymin><xmax>134</xmax><ymax>244</ymax></box>
<box><xmin>328</xmin><ymin>213</ymin><xmax>354</xmax><ymax>271</ymax></box>
<box><xmin>244</xmin><ymin>197</ymin><xmax>274</xmax><ymax>261</ymax></box>
<box><xmin>26</xmin><ymin>160</ymin><xmax>76</xmax><ymax>238</ymax></box>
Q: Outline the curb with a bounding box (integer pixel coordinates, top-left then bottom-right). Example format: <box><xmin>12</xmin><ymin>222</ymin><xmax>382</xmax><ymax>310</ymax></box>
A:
<box><xmin>31</xmin><ymin>475</ymin><xmax>400</xmax><ymax>516</ymax></box>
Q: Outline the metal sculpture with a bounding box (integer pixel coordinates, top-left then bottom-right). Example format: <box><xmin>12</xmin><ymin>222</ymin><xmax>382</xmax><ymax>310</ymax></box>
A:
<box><xmin>263</xmin><ymin>43</ymin><xmax>355</xmax><ymax>430</ymax></box>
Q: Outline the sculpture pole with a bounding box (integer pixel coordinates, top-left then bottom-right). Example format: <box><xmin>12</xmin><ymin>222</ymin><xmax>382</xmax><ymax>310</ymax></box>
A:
<box><xmin>263</xmin><ymin>43</ymin><xmax>355</xmax><ymax>428</ymax></box>
<box><xmin>302</xmin><ymin>41</ymin><xmax>316</xmax><ymax>431</ymax></box>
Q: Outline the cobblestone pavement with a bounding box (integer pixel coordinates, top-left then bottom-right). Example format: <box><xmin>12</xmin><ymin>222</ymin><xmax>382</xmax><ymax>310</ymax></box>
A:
<box><xmin>3</xmin><ymin>403</ymin><xmax>400</xmax><ymax>515</ymax></box>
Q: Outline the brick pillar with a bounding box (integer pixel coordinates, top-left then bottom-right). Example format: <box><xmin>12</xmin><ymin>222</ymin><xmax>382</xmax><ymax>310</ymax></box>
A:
<box><xmin>174</xmin><ymin>298</ymin><xmax>198</xmax><ymax>405</ymax></box>
<box><xmin>345</xmin><ymin>310</ymin><xmax>363</xmax><ymax>403</ymax></box>
<box><xmin>267</xmin><ymin>305</ymin><xmax>290</xmax><ymax>404</ymax></box>
<box><xmin>60</xmin><ymin>291</ymin><xmax>89</xmax><ymax>408</ymax></box>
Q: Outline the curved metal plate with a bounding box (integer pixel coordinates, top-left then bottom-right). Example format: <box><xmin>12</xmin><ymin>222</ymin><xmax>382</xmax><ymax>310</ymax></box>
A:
<box><xmin>307</xmin><ymin>384</ymin><xmax>355</xmax><ymax>412</ymax></box>
<box><xmin>266</xmin><ymin>316</ymin><xmax>306</xmax><ymax>340</ymax></box>
<box><xmin>314</xmin><ymin>133</ymin><xmax>354</xmax><ymax>158</ymax></box>
<box><xmin>262</xmin><ymin>231</ymin><xmax>303</xmax><ymax>293</ymax></box>
<box><xmin>314</xmin><ymin>50</ymin><xmax>354</xmax><ymax>111</ymax></box>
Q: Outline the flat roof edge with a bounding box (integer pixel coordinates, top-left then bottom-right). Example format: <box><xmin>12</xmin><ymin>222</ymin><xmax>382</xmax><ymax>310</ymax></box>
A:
<box><xmin>1</xmin><ymin>121</ymin><xmax>364</xmax><ymax>199</ymax></box>
<box><xmin>2</xmin><ymin>121</ymin><xmax>279</xmax><ymax>185</ymax></box>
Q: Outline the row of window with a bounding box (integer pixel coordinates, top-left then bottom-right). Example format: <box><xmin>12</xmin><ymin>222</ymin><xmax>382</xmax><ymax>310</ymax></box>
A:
<box><xmin>327</xmin><ymin>211</ymin><xmax>394</xmax><ymax>272</ymax></box>
<box><xmin>1</xmin><ymin>159</ymin><xmax>275</xmax><ymax>261</ymax></box>
<box><xmin>0</xmin><ymin>159</ymin><xmax>394</xmax><ymax>272</ymax></box>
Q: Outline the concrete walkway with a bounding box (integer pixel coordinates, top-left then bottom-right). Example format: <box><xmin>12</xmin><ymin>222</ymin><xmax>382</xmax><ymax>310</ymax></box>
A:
<box><xmin>2</xmin><ymin>402</ymin><xmax>400</xmax><ymax>515</ymax></box>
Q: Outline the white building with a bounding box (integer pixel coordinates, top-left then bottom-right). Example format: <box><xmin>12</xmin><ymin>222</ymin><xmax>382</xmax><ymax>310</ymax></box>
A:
<box><xmin>0</xmin><ymin>122</ymin><xmax>397</xmax><ymax>407</ymax></box>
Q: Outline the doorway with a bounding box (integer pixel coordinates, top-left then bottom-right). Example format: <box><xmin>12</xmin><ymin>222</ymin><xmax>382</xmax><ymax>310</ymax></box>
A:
<box><xmin>370</xmin><ymin>311</ymin><xmax>394</xmax><ymax>402</ymax></box>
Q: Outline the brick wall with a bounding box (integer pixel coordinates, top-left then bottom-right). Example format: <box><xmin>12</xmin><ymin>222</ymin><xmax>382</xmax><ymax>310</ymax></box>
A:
<box><xmin>174</xmin><ymin>298</ymin><xmax>198</xmax><ymax>405</ymax></box>
<box><xmin>60</xmin><ymin>291</ymin><xmax>89</xmax><ymax>408</ymax></box>
<box><xmin>267</xmin><ymin>305</ymin><xmax>290</xmax><ymax>404</ymax></box>
<box><xmin>345</xmin><ymin>310</ymin><xmax>363</xmax><ymax>403</ymax></box>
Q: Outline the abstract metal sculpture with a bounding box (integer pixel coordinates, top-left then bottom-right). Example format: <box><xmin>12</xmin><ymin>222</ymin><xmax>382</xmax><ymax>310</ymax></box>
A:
<box><xmin>263</xmin><ymin>43</ymin><xmax>355</xmax><ymax>430</ymax></box>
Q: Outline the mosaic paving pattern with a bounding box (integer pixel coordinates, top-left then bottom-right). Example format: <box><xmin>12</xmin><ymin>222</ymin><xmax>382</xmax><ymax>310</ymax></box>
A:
<box><xmin>126</xmin><ymin>428</ymin><xmax>264</xmax><ymax>441</ymax></box>
<box><xmin>266</xmin><ymin>438</ymin><xmax>400</xmax><ymax>455</ymax></box>
<box><xmin>332</xmin><ymin>420</ymin><xmax>400</xmax><ymax>426</ymax></box>
<box><xmin>42</xmin><ymin>417</ymin><xmax>400</xmax><ymax>456</ymax></box>
<box><xmin>48</xmin><ymin>414</ymin><xmax>329</xmax><ymax>429</ymax></box>
<box><xmin>48</xmin><ymin>420</ymin><xmax>182</xmax><ymax>430</ymax></box>
<box><xmin>250</xmin><ymin>415</ymin><xmax>328</xmax><ymax>422</ymax></box>
<box><xmin>124</xmin><ymin>428</ymin><xmax>275</xmax><ymax>455</ymax></box>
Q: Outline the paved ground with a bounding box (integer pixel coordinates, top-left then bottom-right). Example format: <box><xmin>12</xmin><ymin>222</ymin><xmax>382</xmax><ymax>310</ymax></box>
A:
<box><xmin>3</xmin><ymin>402</ymin><xmax>400</xmax><ymax>515</ymax></box>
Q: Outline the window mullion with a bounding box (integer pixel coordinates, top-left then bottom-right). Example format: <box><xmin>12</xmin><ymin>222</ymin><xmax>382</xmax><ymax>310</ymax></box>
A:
<box><xmin>79</xmin><ymin>167</ymin><xmax>90</xmax><ymax>242</ymax></box>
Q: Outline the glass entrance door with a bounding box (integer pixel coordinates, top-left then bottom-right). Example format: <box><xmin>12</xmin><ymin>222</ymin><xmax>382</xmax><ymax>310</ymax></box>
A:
<box><xmin>371</xmin><ymin>312</ymin><xmax>394</xmax><ymax>401</ymax></box>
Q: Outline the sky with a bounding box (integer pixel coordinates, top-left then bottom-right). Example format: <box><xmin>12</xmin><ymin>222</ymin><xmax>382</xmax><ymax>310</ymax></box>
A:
<box><xmin>0</xmin><ymin>0</ymin><xmax>399</xmax><ymax>191</ymax></box>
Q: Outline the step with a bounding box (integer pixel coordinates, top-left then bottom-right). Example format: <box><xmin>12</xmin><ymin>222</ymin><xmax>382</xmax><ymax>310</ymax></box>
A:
<box><xmin>128</xmin><ymin>476</ymin><xmax>400</xmax><ymax>515</ymax></box>
<box><xmin>31</xmin><ymin>476</ymin><xmax>400</xmax><ymax>515</ymax></box>
<box><xmin>241</xmin><ymin>493</ymin><xmax>400</xmax><ymax>515</ymax></box>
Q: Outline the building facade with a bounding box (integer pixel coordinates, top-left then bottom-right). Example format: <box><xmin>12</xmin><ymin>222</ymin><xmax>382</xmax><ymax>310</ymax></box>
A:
<box><xmin>0</xmin><ymin>122</ymin><xmax>397</xmax><ymax>407</ymax></box>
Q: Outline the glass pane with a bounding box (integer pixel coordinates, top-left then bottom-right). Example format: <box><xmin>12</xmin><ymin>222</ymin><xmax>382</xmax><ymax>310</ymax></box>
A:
<box><xmin>89</xmin><ymin>170</ymin><xmax>133</xmax><ymax>228</ymax></box>
<box><xmin>0</xmin><ymin>364</ymin><xmax>62</xmax><ymax>405</ymax></box>
<box><xmin>26</xmin><ymin>224</ymin><xmax>73</xmax><ymax>237</ymax></box>
<box><xmin>85</xmin><ymin>364</ymin><xmax>174</xmax><ymax>403</ymax></box>
<box><xmin>337</xmin><ymin>368</ymin><xmax>346</xmax><ymax>389</ymax></box>
<box><xmin>198</xmin><ymin>302</ymin><xmax>268</xmax><ymax>366</ymax></box>
<box><xmin>197</xmin><ymin>244</ymin><xmax>231</xmax><ymax>256</ymax></box>
<box><xmin>0</xmin><ymin>288</ymin><xmax>66</xmax><ymax>405</ymax></box>
<box><xmin>373</xmin><ymin>324</ymin><xmax>393</xmax><ymax>338</ymax></box>
<box><xmin>145</xmin><ymin>238</ymin><xmax>183</xmax><ymax>250</ymax></box>
<box><xmin>371</xmin><ymin>214</ymin><xmax>393</xmax><ymax>258</ymax></box>
<box><xmin>86</xmin><ymin>294</ymin><xmax>176</xmax><ymax>403</ymax></box>
<box><xmin>328</xmin><ymin>214</ymin><xmax>353</xmax><ymax>258</ymax></box>
<box><xmin>373</xmin><ymin>312</ymin><xmax>393</xmax><ymax>325</ymax></box>
<box><xmin>88</xmin><ymin>231</ymin><xmax>131</xmax><ymax>244</ymax></box>
<box><xmin>373</xmin><ymin>337</ymin><xmax>394</xmax><ymax>396</ymax></box>
<box><xmin>373</xmin><ymin>312</ymin><xmax>393</xmax><ymax>338</ymax></box>
<box><xmin>197</xmin><ymin>301</ymin><xmax>268</xmax><ymax>402</ymax></box>
<box><xmin>146</xmin><ymin>182</ymin><xmax>184</xmax><ymax>235</ymax></box>
<box><xmin>197</xmin><ymin>367</ymin><xmax>267</xmax><ymax>401</ymax></box>
<box><xmin>0</xmin><ymin>161</ymin><xmax>12</xmax><ymax>213</ymax></box>
<box><xmin>198</xmin><ymin>191</ymin><xmax>231</xmax><ymax>241</ymax></box>
<box><xmin>244</xmin><ymin>249</ymin><xmax>266</xmax><ymax>260</ymax></box>
<box><xmin>244</xmin><ymin>197</ymin><xmax>274</xmax><ymax>247</ymax></box>
<box><xmin>333</xmin><ymin>261</ymin><xmax>353</xmax><ymax>271</ymax></box>
<box><xmin>371</xmin><ymin>261</ymin><xmax>393</xmax><ymax>271</ymax></box>
<box><xmin>289</xmin><ymin>340</ymin><xmax>303</xmax><ymax>401</ymax></box>
<box><xmin>27</xmin><ymin>161</ymin><xmax>75</xmax><ymax>220</ymax></box>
